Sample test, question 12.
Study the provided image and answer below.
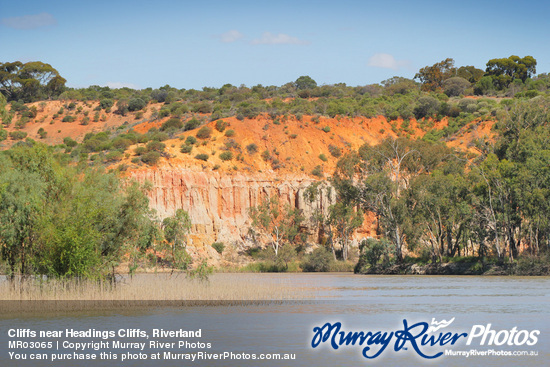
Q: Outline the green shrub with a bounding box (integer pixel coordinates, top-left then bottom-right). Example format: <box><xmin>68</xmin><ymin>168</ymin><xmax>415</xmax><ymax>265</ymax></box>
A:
<box><xmin>311</xmin><ymin>165</ymin><xmax>323</xmax><ymax>177</ymax></box>
<box><xmin>224</xmin><ymin>139</ymin><xmax>240</xmax><ymax>150</ymax></box>
<box><xmin>219</xmin><ymin>151</ymin><xmax>233</xmax><ymax>161</ymax></box>
<box><xmin>141</xmin><ymin>151</ymin><xmax>161</xmax><ymax>165</ymax></box>
<box><xmin>161</xmin><ymin>118</ymin><xmax>183</xmax><ymax>131</ymax></box>
<box><xmin>63</xmin><ymin>137</ymin><xmax>78</xmax><ymax>147</ymax></box>
<box><xmin>104</xmin><ymin>151</ymin><xmax>123</xmax><ymax>162</ymax></box>
<box><xmin>319</xmin><ymin>153</ymin><xmax>328</xmax><ymax>162</ymax></box>
<box><xmin>180</xmin><ymin>144</ymin><xmax>193</xmax><ymax>154</ymax></box>
<box><xmin>37</xmin><ymin>128</ymin><xmax>47</xmax><ymax>139</ymax></box>
<box><xmin>328</xmin><ymin>144</ymin><xmax>341</xmax><ymax>158</ymax></box>
<box><xmin>99</xmin><ymin>99</ymin><xmax>114</xmax><ymax>110</ymax></box>
<box><xmin>215</xmin><ymin>120</ymin><xmax>228</xmax><ymax>132</ymax></box>
<box><xmin>184</xmin><ymin>118</ymin><xmax>201</xmax><ymax>131</ymax></box>
<box><xmin>225</xmin><ymin>129</ymin><xmax>235</xmax><ymax>137</ymax></box>
<box><xmin>128</xmin><ymin>98</ymin><xmax>146</xmax><ymax>112</ymax></box>
<box><xmin>301</xmin><ymin>247</ymin><xmax>334</xmax><ymax>272</ymax></box>
<box><xmin>322</xmin><ymin>126</ymin><xmax>331</xmax><ymax>133</ymax></box>
<box><xmin>9</xmin><ymin>131</ymin><xmax>27</xmax><ymax>140</ymax></box>
<box><xmin>185</xmin><ymin>136</ymin><xmax>197</xmax><ymax>145</ymax></box>
<box><xmin>134</xmin><ymin>146</ymin><xmax>147</xmax><ymax>156</ymax></box>
<box><xmin>112</xmin><ymin>137</ymin><xmax>133</xmax><ymax>150</ymax></box>
<box><xmin>212</xmin><ymin>242</ymin><xmax>225</xmax><ymax>254</ymax></box>
<box><xmin>196</xmin><ymin>126</ymin><xmax>212</xmax><ymax>139</ymax></box>
<box><xmin>195</xmin><ymin>153</ymin><xmax>209</xmax><ymax>161</ymax></box>
<box><xmin>158</xmin><ymin>108</ymin><xmax>170</xmax><ymax>118</ymax></box>
<box><xmin>355</xmin><ymin>238</ymin><xmax>394</xmax><ymax>272</ymax></box>
<box><xmin>62</xmin><ymin>115</ymin><xmax>75</xmax><ymax>122</ymax></box>
<box><xmin>246</xmin><ymin>143</ymin><xmax>258</xmax><ymax>154</ymax></box>
<box><xmin>146</xmin><ymin>141</ymin><xmax>165</xmax><ymax>152</ymax></box>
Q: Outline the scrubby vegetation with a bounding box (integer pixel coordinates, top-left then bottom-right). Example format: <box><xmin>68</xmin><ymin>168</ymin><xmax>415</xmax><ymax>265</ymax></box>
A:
<box><xmin>1</xmin><ymin>55</ymin><xmax>550</xmax><ymax>276</ymax></box>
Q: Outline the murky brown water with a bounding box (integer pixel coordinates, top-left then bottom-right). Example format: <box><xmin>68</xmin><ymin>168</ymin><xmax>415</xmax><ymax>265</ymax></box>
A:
<box><xmin>1</xmin><ymin>273</ymin><xmax>549</xmax><ymax>366</ymax></box>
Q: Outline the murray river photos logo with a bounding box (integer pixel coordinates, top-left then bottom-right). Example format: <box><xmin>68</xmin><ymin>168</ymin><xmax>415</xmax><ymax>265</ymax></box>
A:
<box><xmin>310</xmin><ymin>318</ymin><xmax>540</xmax><ymax>359</ymax></box>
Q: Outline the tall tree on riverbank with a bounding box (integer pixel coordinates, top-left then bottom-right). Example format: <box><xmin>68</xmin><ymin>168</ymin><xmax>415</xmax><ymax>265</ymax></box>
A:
<box><xmin>249</xmin><ymin>196</ymin><xmax>305</xmax><ymax>256</ymax></box>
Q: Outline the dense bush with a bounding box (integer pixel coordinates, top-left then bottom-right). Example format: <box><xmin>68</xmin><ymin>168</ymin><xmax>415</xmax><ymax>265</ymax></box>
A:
<box><xmin>141</xmin><ymin>151</ymin><xmax>161</xmax><ymax>165</ymax></box>
<box><xmin>311</xmin><ymin>165</ymin><xmax>323</xmax><ymax>177</ymax></box>
<box><xmin>184</xmin><ymin>118</ymin><xmax>201</xmax><ymax>131</ymax></box>
<box><xmin>0</xmin><ymin>144</ymin><xmax>154</xmax><ymax>280</ymax></box>
<box><xmin>128</xmin><ymin>98</ymin><xmax>146</xmax><ymax>112</ymax></box>
<box><xmin>185</xmin><ymin>136</ymin><xmax>197</xmax><ymax>145</ymax></box>
<box><xmin>195</xmin><ymin>153</ymin><xmax>209</xmax><ymax>161</ymax></box>
<box><xmin>63</xmin><ymin>137</ymin><xmax>78</xmax><ymax>147</ymax></box>
<box><xmin>180</xmin><ymin>144</ymin><xmax>192</xmax><ymax>154</ymax></box>
<box><xmin>99</xmin><ymin>98</ymin><xmax>114</xmax><ymax>110</ymax></box>
<box><xmin>219</xmin><ymin>151</ymin><xmax>233</xmax><ymax>161</ymax></box>
<box><xmin>212</xmin><ymin>242</ymin><xmax>225</xmax><ymax>254</ymax></box>
<box><xmin>443</xmin><ymin>77</ymin><xmax>471</xmax><ymax>97</ymax></box>
<box><xmin>215</xmin><ymin>120</ymin><xmax>228</xmax><ymax>132</ymax></box>
<box><xmin>161</xmin><ymin>118</ymin><xmax>183</xmax><ymax>131</ymax></box>
<box><xmin>246</xmin><ymin>143</ymin><xmax>258</xmax><ymax>154</ymax></box>
<box><xmin>9</xmin><ymin>131</ymin><xmax>27</xmax><ymax>140</ymax></box>
<box><xmin>146</xmin><ymin>141</ymin><xmax>165</xmax><ymax>152</ymax></box>
<box><xmin>328</xmin><ymin>144</ymin><xmax>342</xmax><ymax>158</ymax></box>
<box><xmin>301</xmin><ymin>247</ymin><xmax>334</xmax><ymax>272</ymax></box>
<box><xmin>196</xmin><ymin>126</ymin><xmax>212</xmax><ymax>139</ymax></box>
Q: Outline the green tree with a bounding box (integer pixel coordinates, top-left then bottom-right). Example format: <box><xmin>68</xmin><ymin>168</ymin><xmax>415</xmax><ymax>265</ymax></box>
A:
<box><xmin>162</xmin><ymin>209</ymin><xmax>192</xmax><ymax>270</ymax></box>
<box><xmin>414</xmin><ymin>96</ymin><xmax>440</xmax><ymax>119</ymax></box>
<box><xmin>0</xmin><ymin>94</ymin><xmax>10</xmax><ymax>139</ymax></box>
<box><xmin>443</xmin><ymin>77</ymin><xmax>471</xmax><ymax>97</ymax></box>
<box><xmin>414</xmin><ymin>58</ymin><xmax>456</xmax><ymax>92</ymax></box>
<box><xmin>0</xmin><ymin>144</ymin><xmax>155</xmax><ymax>280</ymax></box>
<box><xmin>485</xmin><ymin>55</ymin><xmax>537</xmax><ymax>89</ymax></box>
<box><xmin>327</xmin><ymin>202</ymin><xmax>363</xmax><ymax>261</ymax></box>
<box><xmin>381</xmin><ymin>77</ymin><xmax>418</xmax><ymax>96</ymax></box>
<box><xmin>0</xmin><ymin>61</ymin><xmax>66</xmax><ymax>101</ymax></box>
<box><xmin>295</xmin><ymin>75</ymin><xmax>317</xmax><ymax>90</ymax></box>
<box><xmin>249</xmin><ymin>197</ymin><xmax>304</xmax><ymax>256</ymax></box>
<box><xmin>456</xmin><ymin>65</ymin><xmax>485</xmax><ymax>84</ymax></box>
<box><xmin>409</xmin><ymin>167</ymin><xmax>472</xmax><ymax>261</ymax></box>
<box><xmin>334</xmin><ymin>138</ymin><xmax>453</xmax><ymax>261</ymax></box>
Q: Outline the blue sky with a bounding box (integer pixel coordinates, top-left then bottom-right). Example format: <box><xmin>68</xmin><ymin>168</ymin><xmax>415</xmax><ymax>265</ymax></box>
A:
<box><xmin>1</xmin><ymin>0</ymin><xmax>549</xmax><ymax>90</ymax></box>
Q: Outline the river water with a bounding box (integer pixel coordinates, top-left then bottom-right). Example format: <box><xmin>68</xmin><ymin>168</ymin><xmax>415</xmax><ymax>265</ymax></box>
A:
<box><xmin>1</xmin><ymin>273</ymin><xmax>549</xmax><ymax>366</ymax></box>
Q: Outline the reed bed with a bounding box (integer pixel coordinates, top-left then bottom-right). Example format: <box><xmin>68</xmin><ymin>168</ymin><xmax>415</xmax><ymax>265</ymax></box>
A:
<box><xmin>0</xmin><ymin>273</ymin><xmax>306</xmax><ymax>305</ymax></box>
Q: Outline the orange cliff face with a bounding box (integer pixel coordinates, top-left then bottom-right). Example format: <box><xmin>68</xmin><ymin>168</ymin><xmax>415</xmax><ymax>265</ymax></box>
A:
<box><xmin>128</xmin><ymin>168</ymin><xmax>350</xmax><ymax>262</ymax></box>
<box><xmin>2</xmin><ymin>101</ymin><xmax>495</xmax><ymax>263</ymax></box>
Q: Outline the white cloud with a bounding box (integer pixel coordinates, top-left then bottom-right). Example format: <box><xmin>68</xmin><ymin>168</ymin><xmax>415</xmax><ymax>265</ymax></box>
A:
<box><xmin>105</xmin><ymin>82</ymin><xmax>140</xmax><ymax>90</ymax></box>
<box><xmin>368</xmin><ymin>53</ymin><xmax>410</xmax><ymax>70</ymax></box>
<box><xmin>219</xmin><ymin>30</ymin><xmax>244</xmax><ymax>43</ymax></box>
<box><xmin>251</xmin><ymin>32</ymin><xmax>309</xmax><ymax>45</ymax></box>
<box><xmin>1</xmin><ymin>12</ymin><xmax>57</xmax><ymax>30</ymax></box>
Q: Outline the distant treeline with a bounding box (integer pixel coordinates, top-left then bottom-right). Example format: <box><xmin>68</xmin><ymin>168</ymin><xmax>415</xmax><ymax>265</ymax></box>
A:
<box><xmin>2</xmin><ymin>57</ymin><xmax>550</xmax><ymax>124</ymax></box>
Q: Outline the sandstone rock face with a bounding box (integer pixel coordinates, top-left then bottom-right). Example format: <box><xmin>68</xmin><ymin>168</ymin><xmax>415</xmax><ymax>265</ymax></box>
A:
<box><xmin>129</xmin><ymin>168</ymin><xmax>339</xmax><ymax>261</ymax></box>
